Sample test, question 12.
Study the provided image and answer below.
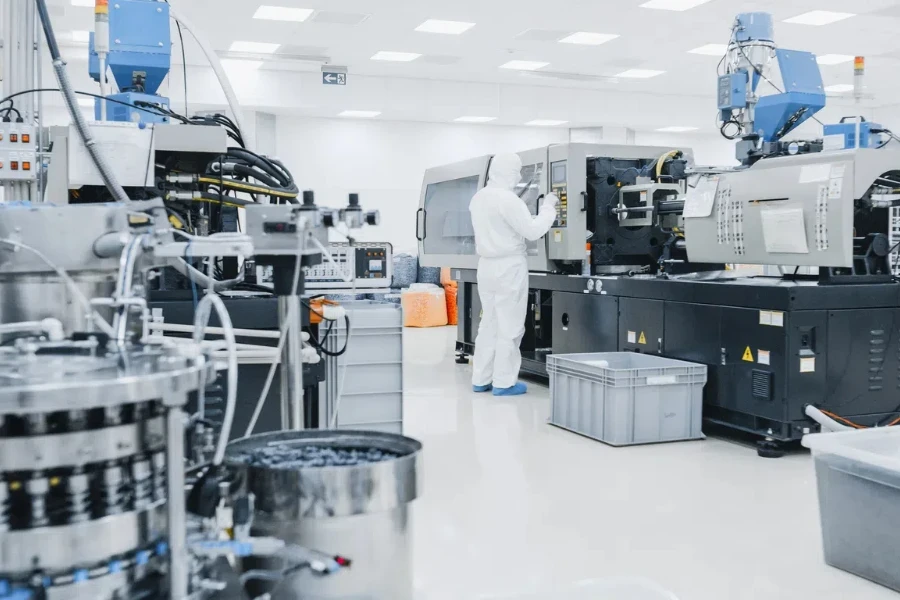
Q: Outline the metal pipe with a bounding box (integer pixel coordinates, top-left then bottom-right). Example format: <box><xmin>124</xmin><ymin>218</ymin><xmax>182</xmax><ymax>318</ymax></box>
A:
<box><xmin>165</xmin><ymin>405</ymin><xmax>189</xmax><ymax>600</ymax></box>
<box><xmin>148</xmin><ymin>322</ymin><xmax>281</xmax><ymax>340</ymax></box>
<box><xmin>278</xmin><ymin>295</ymin><xmax>304</xmax><ymax>430</ymax></box>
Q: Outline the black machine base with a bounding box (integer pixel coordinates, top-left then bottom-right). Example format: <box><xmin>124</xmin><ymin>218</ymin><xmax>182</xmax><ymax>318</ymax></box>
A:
<box><xmin>454</xmin><ymin>270</ymin><xmax>900</xmax><ymax>451</ymax></box>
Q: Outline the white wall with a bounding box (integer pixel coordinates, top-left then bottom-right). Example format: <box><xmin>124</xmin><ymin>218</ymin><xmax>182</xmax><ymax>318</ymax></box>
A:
<box><xmin>274</xmin><ymin>117</ymin><xmax>568</xmax><ymax>253</ymax></box>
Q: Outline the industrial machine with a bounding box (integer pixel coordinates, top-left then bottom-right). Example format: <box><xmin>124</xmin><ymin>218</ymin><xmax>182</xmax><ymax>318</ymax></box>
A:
<box><xmin>422</xmin><ymin>12</ymin><xmax>900</xmax><ymax>457</ymax></box>
<box><xmin>0</xmin><ymin>0</ymin><xmax>411</xmax><ymax>598</ymax></box>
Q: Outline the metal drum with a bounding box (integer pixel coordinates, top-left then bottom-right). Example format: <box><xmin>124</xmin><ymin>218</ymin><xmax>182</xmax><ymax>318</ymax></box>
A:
<box><xmin>0</xmin><ymin>342</ymin><xmax>213</xmax><ymax>600</ymax></box>
<box><xmin>0</xmin><ymin>204</ymin><xmax>129</xmax><ymax>337</ymax></box>
<box><xmin>226</xmin><ymin>430</ymin><xmax>423</xmax><ymax>600</ymax></box>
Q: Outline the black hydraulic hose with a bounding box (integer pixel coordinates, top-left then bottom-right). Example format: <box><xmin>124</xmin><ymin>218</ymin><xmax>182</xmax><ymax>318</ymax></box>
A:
<box><xmin>35</xmin><ymin>0</ymin><xmax>130</xmax><ymax>204</ymax></box>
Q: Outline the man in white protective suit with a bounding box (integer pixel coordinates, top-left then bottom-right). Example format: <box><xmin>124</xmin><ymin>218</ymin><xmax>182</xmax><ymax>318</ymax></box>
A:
<box><xmin>468</xmin><ymin>153</ymin><xmax>560</xmax><ymax>396</ymax></box>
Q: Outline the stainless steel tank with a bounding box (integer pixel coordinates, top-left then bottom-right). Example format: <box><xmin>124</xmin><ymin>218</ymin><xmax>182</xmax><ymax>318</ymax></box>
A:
<box><xmin>0</xmin><ymin>341</ymin><xmax>213</xmax><ymax>600</ymax></box>
<box><xmin>226</xmin><ymin>430</ymin><xmax>423</xmax><ymax>600</ymax></box>
<box><xmin>0</xmin><ymin>204</ymin><xmax>129</xmax><ymax>336</ymax></box>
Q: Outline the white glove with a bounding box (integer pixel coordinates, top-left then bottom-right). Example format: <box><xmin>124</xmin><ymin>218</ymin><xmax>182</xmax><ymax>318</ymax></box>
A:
<box><xmin>542</xmin><ymin>193</ymin><xmax>560</xmax><ymax>211</ymax></box>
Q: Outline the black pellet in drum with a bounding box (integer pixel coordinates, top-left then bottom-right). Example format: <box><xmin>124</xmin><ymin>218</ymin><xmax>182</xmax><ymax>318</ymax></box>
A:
<box><xmin>232</xmin><ymin>443</ymin><xmax>401</xmax><ymax>470</ymax></box>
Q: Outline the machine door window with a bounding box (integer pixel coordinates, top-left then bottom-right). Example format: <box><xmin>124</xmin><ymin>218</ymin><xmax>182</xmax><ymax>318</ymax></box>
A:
<box><xmin>423</xmin><ymin>175</ymin><xmax>481</xmax><ymax>256</ymax></box>
<box><xmin>517</xmin><ymin>162</ymin><xmax>544</xmax><ymax>256</ymax></box>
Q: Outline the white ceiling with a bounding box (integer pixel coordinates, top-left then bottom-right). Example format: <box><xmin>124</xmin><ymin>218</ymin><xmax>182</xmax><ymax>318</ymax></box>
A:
<box><xmin>41</xmin><ymin>0</ymin><xmax>900</xmax><ymax>131</ymax></box>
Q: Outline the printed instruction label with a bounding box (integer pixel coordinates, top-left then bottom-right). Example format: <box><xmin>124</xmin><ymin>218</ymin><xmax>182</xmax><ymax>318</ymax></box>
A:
<box><xmin>554</xmin><ymin>230</ymin><xmax>562</xmax><ymax>243</ymax></box>
<box><xmin>800</xmin><ymin>357</ymin><xmax>816</xmax><ymax>373</ymax></box>
<box><xmin>758</xmin><ymin>350</ymin><xmax>771</xmax><ymax>366</ymax></box>
<box><xmin>759</xmin><ymin>310</ymin><xmax>784</xmax><ymax>327</ymax></box>
<box><xmin>627</xmin><ymin>331</ymin><xmax>637</xmax><ymax>344</ymax></box>
<box><xmin>647</xmin><ymin>375</ymin><xmax>677</xmax><ymax>386</ymax></box>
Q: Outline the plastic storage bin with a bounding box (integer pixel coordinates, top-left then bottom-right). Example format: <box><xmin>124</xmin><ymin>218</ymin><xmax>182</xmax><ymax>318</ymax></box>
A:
<box><xmin>803</xmin><ymin>428</ymin><xmax>900</xmax><ymax>592</ymax></box>
<box><xmin>548</xmin><ymin>352</ymin><xmax>707</xmax><ymax>447</ymax></box>
<box><xmin>322</xmin><ymin>301</ymin><xmax>403</xmax><ymax>434</ymax></box>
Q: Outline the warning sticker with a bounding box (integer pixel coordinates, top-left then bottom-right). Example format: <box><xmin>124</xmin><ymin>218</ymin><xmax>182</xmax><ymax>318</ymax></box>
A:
<box><xmin>742</xmin><ymin>347</ymin><xmax>754</xmax><ymax>362</ymax></box>
<box><xmin>628</xmin><ymin>331</ymin><xmax>636</xmax><ymax>344</ymax></box>
<box><xmin>554</xmin><ymin>230</ymin><xmax>562</xmax><ymax>243</ymax></box>
<box><xmin>758</xmin><ymin>350</ymin><xmax>771</xmax><ymax>366</ymax></box>
<box><xmin>638</xmin><ymin>332</ymin><xmax>647</xmax><ymax>345</ymax></box>
<box><xmin>800</xmin><ymin>357</ymin><xmax>816</xmax><ymax>373</ymax></box>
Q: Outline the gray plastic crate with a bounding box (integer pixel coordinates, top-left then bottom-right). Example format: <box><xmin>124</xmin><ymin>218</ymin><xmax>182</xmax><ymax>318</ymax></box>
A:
<box><xmin>803</xmin><ymin>428</ymin><xmax>900</xmax><ymax>592</ymax></box>
<box><xmin>321</xmin><ymin>301</ymin><xmax>403</xmax><ymax>434</ymax></box>
<box><xmin>548</xmin><ymin>352</ymin><xmax>707</xmax><ymax>447</ymax></box>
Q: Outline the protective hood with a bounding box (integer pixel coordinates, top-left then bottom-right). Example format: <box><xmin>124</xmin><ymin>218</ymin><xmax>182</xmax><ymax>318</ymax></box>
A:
<box><xmin>487</xmin><ymin>153</ymin><xmax>523</xmax><ymax>191</ymax></box>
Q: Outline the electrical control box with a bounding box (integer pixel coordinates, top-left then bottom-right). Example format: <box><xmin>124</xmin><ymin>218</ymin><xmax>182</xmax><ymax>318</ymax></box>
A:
<box><xmin>306</xmin><ymin>242</ymin><xmax>393</xmax><ymax>289</ymax></box>
<box><xmin>0</xmin><ymin>122</ymin><xmax>36</xmax><ymax>182</ymax></box>
<box><xmin>718</xmin><ymin>73</ymin><xmax>747</xmax><ymax>112</ymax></box>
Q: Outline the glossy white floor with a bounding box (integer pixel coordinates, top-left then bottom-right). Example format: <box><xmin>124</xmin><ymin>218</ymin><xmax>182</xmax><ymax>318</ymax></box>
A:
<box><xmin>403</xmin><ymin>327</ymin><xmax>896</xmax><ymax>600</ymax></box>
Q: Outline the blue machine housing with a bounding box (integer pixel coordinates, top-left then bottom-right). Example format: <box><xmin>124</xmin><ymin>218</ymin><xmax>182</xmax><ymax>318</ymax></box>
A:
<box><xmin>753</xmin><ymin>49</ymin><xmax>825</xmax><ymax>142</ymax></box>
<box><xmin>88</xmin><ymin>0</ymin><xmax>171</xmax><ymax>123</ymax></box>
<box><xmin>734</xmin><ymin>12</ymin><xmax>774</xmax><ymax>43</ymax></box>
<box><xmin>823</xmin><ymin>120</ymin><xmax>883</xmax><ymax>149</ymax></box>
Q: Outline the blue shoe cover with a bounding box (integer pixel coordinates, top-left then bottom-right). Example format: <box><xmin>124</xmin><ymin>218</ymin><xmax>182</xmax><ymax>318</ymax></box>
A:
<box><xmin>472</xmin><ymin>384</ymin><xmax>493</xmax><ymax>393</ymax></box>
<box><xmin>492</xmin><ymin>382</ymin><xmax>528</xmax><ymax>396</ymax></box>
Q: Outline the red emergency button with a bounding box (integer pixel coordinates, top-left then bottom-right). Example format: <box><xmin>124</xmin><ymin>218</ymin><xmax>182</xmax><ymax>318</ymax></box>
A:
<box><xmin>10</xmin><ymin>134</ymin><xmax>17</xmax><ymax>143</ymax></box>
<box><xmin>10</xmin><ymin>161</ymin><xmax>18</xmax><ymax>170</ymax></box>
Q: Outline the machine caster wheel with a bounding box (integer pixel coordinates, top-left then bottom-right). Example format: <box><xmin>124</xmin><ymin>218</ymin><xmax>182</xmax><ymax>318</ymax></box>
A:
<box><xmin>757</xmin><ymin>439</ymin><xmax>785</xmax><ymax>459</ymax></box>
<box><xmin>455</xmin><ymin>354</ymin><xmax>470</xmax><ymax>364</ymax></box>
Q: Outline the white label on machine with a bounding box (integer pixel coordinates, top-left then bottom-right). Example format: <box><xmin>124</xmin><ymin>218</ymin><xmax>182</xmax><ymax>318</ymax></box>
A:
<box><xmin>758</xmin><ymin>350</ymin><xmax>771</xmax><ymax>366</ymax></box>
<box><xmin>823</xmin><ymin>135</ymin><xmax>845</xmax><ymax>151</ymax></box>
<box><xmin>683</xmin><ymin>175</ymin><xmax>719</xmax><ymax>218</ymax></box>
<box><xmin>761</xmin><ymin>208</ymin><xmax>810</xmax><ymax>254</ymax></box>
<box><xmin>647</xmin><ymin>375</ymin><xmax>677</xmax><ymax>386</ymax></box>
<box><xmin>627</xmin><ymin>331</ymin><xmax>636</xmax><ymax>344</ymax></box>
<box><xmin>798</xmin><ymin>163</ymin><xmax>832</xmax><ymax>184</ymax></box>
<box><xmin>800</xmin><ymin>357</ymin><xmax>816</xmax><ymax>373</ymax></box>
<box><xmin>830</xmin><ymin>164</ymin><xmax>847</xmax><ymax>179</ymax></box>
<box><xmin>759</xmin><ymin>311</ymin><xmax>784</xmax><ymax>327</ymax></box>
<box><xmin>827</xmin><ymin>176</ymin><xmax>843</xmax><ymax>201</ymax></box>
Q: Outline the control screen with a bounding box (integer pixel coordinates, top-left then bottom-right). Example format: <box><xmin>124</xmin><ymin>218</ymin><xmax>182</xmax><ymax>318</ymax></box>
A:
<box><xmin>551</xmin><ymin>161</ymin><xmax>568</xmax><ymax>228</ymax></box>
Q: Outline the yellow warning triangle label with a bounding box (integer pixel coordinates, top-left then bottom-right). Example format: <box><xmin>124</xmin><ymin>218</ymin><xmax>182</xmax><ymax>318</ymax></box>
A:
<box><xmin>638</xmin><ymin>332</ymin><xmax>647</xmax><ymax>345</ymax></box>
<box><xmin>742</xmin><ymin>346</ymin><xmax>754</xmax><ymax>362</ymax></box>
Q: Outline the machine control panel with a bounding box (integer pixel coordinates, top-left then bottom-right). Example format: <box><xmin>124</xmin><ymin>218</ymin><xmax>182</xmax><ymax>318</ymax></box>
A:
<box><xmin>0</xmin><ymin>123</ymin><xmax>37</xmax><ymax>182</ymax></box>
<box><xmin>551</xmin><ymin>160</ymin><xmax>568</xmax><ymax>228</ymax></box>
<box><xmin>305</xmin><ymin>242</ymin><xmax>393</xmax><ymax>289</ymax></box>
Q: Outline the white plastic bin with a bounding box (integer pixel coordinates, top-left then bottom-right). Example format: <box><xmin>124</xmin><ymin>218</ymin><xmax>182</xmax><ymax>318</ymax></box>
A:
<box><xmin>548</xmin><ymin>352</ymin><xmax>707</xmax><ymax>447</ymax></box>
<box><xmin>803</xmin><ymin>427</ymin><xmax>900</xmax><ymax>592</ymax></box>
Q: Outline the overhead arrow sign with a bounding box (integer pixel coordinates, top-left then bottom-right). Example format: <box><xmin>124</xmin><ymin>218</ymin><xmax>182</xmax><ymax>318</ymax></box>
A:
<box><xmin>323</xmin><ymin>71</ymin><xmax>347</xmax><ymax>86</ymax></box>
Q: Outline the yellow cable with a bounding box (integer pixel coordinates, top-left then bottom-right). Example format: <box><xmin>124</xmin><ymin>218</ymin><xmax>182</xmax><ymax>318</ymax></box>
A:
<box><xmin>165</xmin><ymin>195</ymin><xmax>248</xmax><ymax>209</ymax></box>
<box><xmin>655</xmin><ymin>150</ymin><xmax>679</xmax><ymax>179</ymax></box>
<box><xmin>198</xmin><ymin>177</ymin><xmax>299</xmax><ymax>199</ymax></box>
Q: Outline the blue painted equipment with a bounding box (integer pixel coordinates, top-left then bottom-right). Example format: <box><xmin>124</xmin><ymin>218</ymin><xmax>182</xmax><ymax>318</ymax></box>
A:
<box><xmin>824</xmin><ymin>118</ymin><xmax>884</xmax><ymax>149</ymax></box>
<box><xmin>88</xmin><ymin>0</ymin><xmax>171</xmax><ymax>123</ymax></box>
<box><xmin>719</xmin><ymin>12</ymin><xmax>826</xmax><ymax>163</ymax></box>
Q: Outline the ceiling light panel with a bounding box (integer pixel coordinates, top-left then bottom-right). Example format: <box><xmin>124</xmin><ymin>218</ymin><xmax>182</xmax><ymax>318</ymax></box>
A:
<box><xmin>371</xmin><ymin>51</ymin><xmax>421</xmax><ymax>62</ymax></box>
<box><xmin>559</xmin><ymin>32</ymin><xmax>619</xmax><ymax>46</ymax></box>
<box><xmin>455</xmin><ymin>116</ymin><xmax>496</xmax><ymax>123</ymax></box>
<box><xmin>526</xmin><ymin>119</ymin><xmax>568</xmax><ymax>126</ymax></box>
<box><xmin>656</xmin><ymin>126</ymin><xmax>697</xmax><ymax>132</ymax></box>
<box><xmin>339</xmin><ymin>110</ymin><xmax>381</xmax><ymax>118</ymax></box>
<box><xmin>253</xmin><ymin>6</ymin><xmax>314</xmax><ymax>22</ymax></box>
<box><xmin>816</xmin><ymin>54</ymin><xmax>854</xmax><ymax>65</ymax></box>
<box><xmin>416</xmin><ymin>19</ymin><xmax>475</xmax><ymax>35</ymax></box>
<box><xmin>500</xmin><ymin>60</ymin><xmax>549</xmax><ymax>71</ymax></box>
<box><xmin>783</xmin><ymin>11</ymin><xmax>855</xmax><ymax>26</ymax></box>
<box><xmin>617</xmin><ymin>69</ymin><xmax>665</xmax><ymax>78</ymax></box>
<box><xmin>824</xmin><ymin>84</ymin><xmax>854</xmax><ymax>92</ymax></box>
<box><xmin>640</xmin><ymin>0</ymin><xmax>713</xmax><ymax>11</ymax></box>
<box><xmin>688</xmin><ymin>44</ymin><xmax>728</xmax><ymax>56</ymax></box>
<box><xmin>230</xmin><ymin>41</ymin><xmax>280</xmax><ymax>54</ymax></box>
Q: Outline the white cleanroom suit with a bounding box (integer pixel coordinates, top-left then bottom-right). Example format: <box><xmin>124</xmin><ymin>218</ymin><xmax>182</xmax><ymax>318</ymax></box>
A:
<box><xmin>469</xmin><ymin>153</ymin><xmax>559</xmax><ymax>394</ymax></box>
